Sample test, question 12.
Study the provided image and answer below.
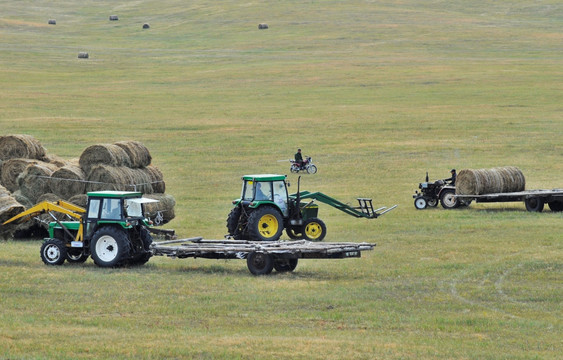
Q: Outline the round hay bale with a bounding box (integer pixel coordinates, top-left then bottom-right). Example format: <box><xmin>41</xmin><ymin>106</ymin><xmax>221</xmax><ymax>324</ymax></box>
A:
<box><xmin>143</xmin><ymin>23</ymin><xmax>150</xmax><ymax>29</ymax></box>
<box><xmin>114</xmin><ymin>141</ymin><xmax>152</xmax><ymax>168</ymax></box>
<box><xmin>12</xmin><ymin>190</ymin><xmax>33</xmax><ymax>209</ymax></box>
<box><xmin>143</xmin><ymin>193</ymin><xmax>176</xmax><ymax>225</ymax></box>
<box><xmin>1</xmin><ymin>159</ymin><xmax>39</xmax><ymax>192</ymax></box>
<box><xmin>79</xmin><ymin>144</ymin><xmax>132</xmax><ymax>175</ymax></box>
<box><xmin>17</xmin><ymin>162</ymin><xmax>58</xmax><ymax>204</ymax></box>
<box><xmin>68</xmin><ymin>194</ymin><xmax>88</xmax><ymax>208</ymax></box>
<box><xmin>48</xmin><ymin>19</ymin><xmax>56</xmax><ymax>25</ymax></box>
<box><xmin>78</xmin><ymin>52</ymin><xmax>89</xmax><ymax>59</ymax></box>
<box><xmin>258</xmin><ymin>23</ymin><xmax>268</xmax><ymax>29</ymax></box>
<box><xmin>109</xmin><ymin>15</ymin><xmax>119</xmax><ymax>21</ymax></box>
<box><xmin>456</xmin><ymin>167</ymin><xmax>525</xmax><ymax>195</ymax></box>
<box><xmin>0</xmin><ymin>185</ymin><xmax>25</xmax><ymax>229</ymax></box>
<box><xmin>0</xmin><ymin>134</ymin><xmax>47</xmax><ymax>161</ymax></box>
<box><xmin>85</xmin><ymin>165</ymin><xmax>153</xmax><ymax>194</ymax></box>
<box><xmin>50</xmin><ymin>165</ymin><xmax>86</xmax><ymax>200</ymax></box>
<box><xmin>43</xmin><ymin>154</ymin><xmax>72</xmax><ymax>167</ymax></box>
<box><xmin>145</xmin><ymin>165</ymin><xmax>165</xmax><ymax>193</ymax></box>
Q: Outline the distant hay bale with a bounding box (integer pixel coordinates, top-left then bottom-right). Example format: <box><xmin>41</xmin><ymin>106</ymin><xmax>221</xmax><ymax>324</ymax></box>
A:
<box><xmin>456</xmin><ymin>166</ymin><xmax>526</xmax><ymax>195</ymax></box>
<box><xmin>145</xmin><ymin>165</ymin><xmax>165</xmax><ymax>193</ymax></box>
<box><xmin>258</xmin><ymin>23</ymin><xmax>268</xmax><ymax>29</ymax></box>
<box><xmin>109</xmin><ymin>15</ymin><xmax>119</xmax><ymax>21</ymax></box>
<box><xmin>0</xmin><ymin>185</ymin><xmax>25</xmax><ymax>229</ymax></box>
<box><xmin>48</xmin><ymin>19</ymin><xmax>56</xmax><ymax>25</ymax></box>
<box><xmin>0</xmin><ymin>134</ymin><xmax>47</xmax><ymax>161</ymax></box>
<box><xmin>1</xmin><ymin>159</ymin><xmax>39</xmax><ymax>192</ymax></box>
<box><xmin>143</xmin><ymin>193</ymin><xmax>176</xmax><ymax>224</ymax></box>
<box><xmin>68</xmin><ymin>194</ymin><xmax>88</xmax><ymax>208</ymax></box>
<box><xmin>79</xmin><ymin>144</ymin><xmax>132</xmax><ymax>174</ymax></box>
<box><xmin>17</xmin><ymin>162</ymin><xmax>58</xmax><ymax>204</ymax></box>
<box><xmin>143</xmin><ymin>23</ymin><xmax>150</xmax><ymax>29</ymax></box>
<box><xmin>50</xmin><ymin>165</ymin><xmax>86</xmax><ymax>200</ymax></box>
<box><xmin>114</xmin><ymin>140</ymin><xmax>152</xmax><ymax>168</ymax></box>
<box><xmin>85</xmin><ymin>165</ymin><xmax>154</xmax><ymax>194</ymax></box>
<box><xmin>78</xmin><ymin>52</ymin><xmax>89</xmax><ymax>59</ymax></box>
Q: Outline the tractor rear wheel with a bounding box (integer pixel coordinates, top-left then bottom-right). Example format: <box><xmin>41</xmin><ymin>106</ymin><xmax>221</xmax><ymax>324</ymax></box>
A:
<box><xmin>273</xmin><ymin>258</ymin><xmax>298</xmax><ymax>272</ymax></box>
<box><xmin>440</xmin><ymin>189</ymin><xmax>459</xmax><ymax>209</ymax></box>
<box><xmin>227</xmin><ymin>207</ymin><xmax>244</xmax><ymax>239</ymax></box>
<box><xmin>247</xmin><ymin>252</ymin><xmax>274</xmax><ymax>275</ymax></box>
<box><xmin>90</xmin><ymin>227</ymin><xmax>130</xmax><ymax>267</ymax></box>
<box><xmin>303</xmin><ymin>217</ymin><xmax>326</xmax><ymax>242</ymax></box>
<box><xmin>40</xmin><ymin>239</ymin><xmax>67</xmax><ymax>266</ymax></box>
<box><xmin>247</xmin><ymin>206</ymin><xmax>283</xmax><ymax>241</ymax></box>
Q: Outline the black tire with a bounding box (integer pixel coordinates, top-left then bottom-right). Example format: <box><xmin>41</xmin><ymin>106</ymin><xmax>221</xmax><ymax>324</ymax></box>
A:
<box><xmin>302</xmin><ymin>217</ymin><xmax>327</xmax><ymax>242</ymax></box>
<box><xmin>129</xmin><ymin>227</ymin><xmax>153</xmax><ymax>266</ymax></box>
<box><xmin>427</xmin><ymin>198</ymin><xmax>438</xmax><ymax>207</ymax></box>
<box><xmin>286</xmin><ymin>226</ymin><xmax>303</xmax><ymax>239</ymax></box>
<box><xmin>247</xmin><ymin>206</ymin><xmax>284</xmax><ymax>241</ymax></box>
<box><xmin>548</xmin><ymin>201</ymin><xmax>563</xmax><ymax>212</ymax></box>
<box><xmin>227</xmin><ymin>207</ymin><xmax>243</xmax><ymax>239</ymax></box>
<box><xmin>440</xmin><ymin>189</ymin><xmax>459</xmax><ymax>209</ymax></box>
<box><xmin>307</xmin><ymin>165</ymin><xmax>317</xmax><ymax>174</ymax></box>
<box><xmin>273</xmin><ymin>258</ymin><xmax>298</xmax><ymax>272</ymax></box>
<box><xmin>247</xmin><ymin>252</ymin><xmax>274</xmax><ymax>275</ymax></box>
<box><xmin>90</xmin><ymin>227</ymin><xmax>131</xmax><ymax>267</ymax></box>
<box><xmin>414</xmin><ymin>197</ymin><xmax>427</xmax><ymax>210</ymax></box>
<box><xmin>40</xmin><ymin>239</ymin><xmax>67</xmax><ymax>266</ymax></box>
<box><xmin>525</xmin><ymin>197</ymin><xmax>544</xmax><ymax>212</ymax></box>
<box><xmin>66</xmin><ymin>248</ymin><xmax>89</xmax><ymax>264</ymax></box>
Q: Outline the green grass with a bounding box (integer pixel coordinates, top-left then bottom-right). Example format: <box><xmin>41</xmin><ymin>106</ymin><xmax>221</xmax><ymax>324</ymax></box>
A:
<box><xmin>1</xmin><ymin>0</ymin><xmax>562</xmax><ymax>359</ymax></box>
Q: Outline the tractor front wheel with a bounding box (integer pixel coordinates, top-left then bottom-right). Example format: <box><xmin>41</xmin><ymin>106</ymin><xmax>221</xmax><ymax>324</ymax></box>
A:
<box><xmin>414</xmin><ymin>197</ymin><xmax>427</xmax><ymax>210</ymax></box>
<box><xmin>247</xmin><ymin>206</ymin><xmax>283</xmax><ymax>241</ymax></box>
<box><xmin>90</xmin><ymin>227</ymin><xmax>131</xmax><ymax>267</ymax></box>
<box><xmin>303</xmin><ymin>218</ymin><xmax>326</xmax><ymax>242</ymax></box>
<box><xmin>40</xmin><ymin>239</ymin><xmax>67</xmax><ymax>266</ymax></box>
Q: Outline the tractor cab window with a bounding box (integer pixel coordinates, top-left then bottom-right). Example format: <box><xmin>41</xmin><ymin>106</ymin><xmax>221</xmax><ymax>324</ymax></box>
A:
<box><xmin>87</xmin><ymin>199</ymin><xmax>101</xmax><ymax>219</ymax></box>
<box><xmin>273</xmin><ymin>180</ymin><xmax>289</xmax><ymax>216</ymax></box>
<box><xmin>100</xmin><ymin>198</ymin><xmax>122</xmax><ymax>220</ymax></box>
<box><xmin>125</xmin><ymin>199</ymin><xmax>143</xmax><ymax>218</ymax></box>
<box><xmin>254</xmin><ymin>182</ymin><xmax>272</xmax><ymax>201</ymax></box>
<box><xmin>242</xmin><ymin>180</ymin><xmax>255</xmax><ymax>201</ymax></box>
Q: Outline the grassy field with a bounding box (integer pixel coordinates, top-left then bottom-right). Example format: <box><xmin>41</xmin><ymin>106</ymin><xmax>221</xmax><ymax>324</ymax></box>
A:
<box><xmin>1</xmin><ymin>0</ymin><xmax>562</xmax><ymax>359</ymax></box>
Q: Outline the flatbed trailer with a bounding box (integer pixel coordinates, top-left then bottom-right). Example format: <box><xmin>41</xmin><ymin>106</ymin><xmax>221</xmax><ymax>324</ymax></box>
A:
<box><xmin>455</xmin><ymin>189</ymin><xmax>563</xmax><ymax>212</ymax></box>
<box><xmin>150</xmin><ymin>237</ymin><xmax>375</xmax><ymax>275</ymax></box>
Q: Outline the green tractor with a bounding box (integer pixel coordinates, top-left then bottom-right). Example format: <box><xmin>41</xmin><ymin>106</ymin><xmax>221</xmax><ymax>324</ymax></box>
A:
<box><xmin>3</xmin><ymin>191</ymin><xmax>158</xmax><ymax>267</ymax></box>
<box><xmin>227</xmin><ymin>174</ymin><xmax>396</xmax><ymax>241</ymax></box>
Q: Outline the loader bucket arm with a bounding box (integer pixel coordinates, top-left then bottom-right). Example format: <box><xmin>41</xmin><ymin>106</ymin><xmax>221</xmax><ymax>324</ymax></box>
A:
<box><xmin>2</xmin><ymin>200</ymin><xmax>85</xmax><ymax>226</ymax></box>
<box><xmin>292</xmin><ymin>191</ymin><xmax>397</xmax><ymax>219</ymax></box>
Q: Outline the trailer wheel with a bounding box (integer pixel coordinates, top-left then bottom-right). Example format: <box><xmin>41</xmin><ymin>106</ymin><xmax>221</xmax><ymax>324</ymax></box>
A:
<box><xmin>548</xmin><ymin>201</ymin><xmax>563</xmax><ymax>212</ymax></box>
<box><xmin>273</xmin><ymin>258</ymin><xmax>298</xmax><ymax>272</ymax></box>
<box><xmin>286</xmin><ymin>226</ymin><xmax>303</xmax><ymax>239</ymax></box>
<box><xmin>247</xmin><ymin>252</ymin><xmax>274</xmax><ymax>275</ymax></box>
<box><xmin>66</xmin><ymin>248</ymin><xmax>88</xmax><ymax>263</ymax></box>
<box><xmin>525</xmin><ymin>197</ymin><xmax>544</xmax><ymax>212</ymax></box>
<box><xmin>440</xmin><ymin>189</ymin><xmax>459</xmax><ymax>209</ymax></box>
<box><xmin>247</xmin><ymin>206</ymin><xmax>283</xmax><ymax>241</ymax></box>
<box><xmin>90</xmin><ymin>227</ymin><xmax>130</xmax><ymax>267</ymax></box>
<box><xmin>303</xmin><ymin>218</ymin><xmax>326</xmax><ymax>242</ymax></box>
<box><xmin>40</xmin><ymin>239</ymin><xmax>67</xmax><ymax>266</ymax></box>
<box><xmin>414</xmin><ymin>197</ymin><xmax>427</xmax><ymax>210</ymax></box>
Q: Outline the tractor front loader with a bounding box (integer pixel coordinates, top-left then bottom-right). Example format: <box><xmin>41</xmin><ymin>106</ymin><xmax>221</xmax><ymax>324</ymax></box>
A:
<box><xmin>2</xmin><ymin>191</ymin><xmax>157</xmax><ymax>267</ymax></box>
<box><xmin>227</xmin><ymin>174</ymin><xmax>396</xmax><ymax>242</ymax></box>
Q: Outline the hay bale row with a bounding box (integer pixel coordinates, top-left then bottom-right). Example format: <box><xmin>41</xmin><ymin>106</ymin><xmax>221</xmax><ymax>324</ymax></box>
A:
<box><xmin>85</xmin><ymin>164</ymin><xmax>164</xmax><ymax>194</ymax></box>
<box><xmin>1</xmin><ymin>159</ymin><xmax>39</xmax><ymax>192</ymax></box>
<box><xmin>456</xmin><ymin>166</ymin><xmax>526</xmax><ymax>195</ymax></box>
<box><xmin>114</xmin><ymin>141</ymin><xmax>152</xmax><ymax>169</ymax></box>
<box><xmin>0</xmin><ymin>185</ymin><xmax>25</xmax><ymax>228</ymax></box>
<box><xmin>79</xmin><ymin>144</ymin><xmax>132</xmax><ymax>174</ymax></box>
<box><xmin>17</xmin><ymin>162</ymin><xmax>59</xmax><ymax>204</ymax></box>
<box><xmin>49</xmin><ymin>165</ymin><xmax>86</xmax><ymax>200</ymax></box>
<box><xmin>0</xmin><ymin>134</ymin><xmax>47</xmax><ymax>161</ymax></box>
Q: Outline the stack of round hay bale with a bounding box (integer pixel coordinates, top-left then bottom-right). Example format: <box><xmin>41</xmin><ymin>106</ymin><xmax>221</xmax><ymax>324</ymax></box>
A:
<box><xmin>0</xmin><ymin>134</ymin><xmax>175</xmax><ymax>238</ymax></box>
<box><xmin>455</xmin><ymin>166</ymin><xmax>526</xmax><ymax>195</ymax></box>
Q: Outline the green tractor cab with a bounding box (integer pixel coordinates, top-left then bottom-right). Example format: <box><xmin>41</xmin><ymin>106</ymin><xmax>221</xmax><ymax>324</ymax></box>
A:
<box><xmin>227</xmin><ymin>174</ymin><xmax>396</xmax><ymax>242</ymax></box>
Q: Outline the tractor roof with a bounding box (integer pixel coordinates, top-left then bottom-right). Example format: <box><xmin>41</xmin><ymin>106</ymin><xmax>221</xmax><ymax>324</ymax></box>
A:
<box><xmin>87</xmin><ymin>191</ymin><xmax>143</xmax><ymax>198</ymax></box>
<box><xmin>242</xmin><ymin>174</ymin><xmax>287</xmax><ymax>182</ymax></box>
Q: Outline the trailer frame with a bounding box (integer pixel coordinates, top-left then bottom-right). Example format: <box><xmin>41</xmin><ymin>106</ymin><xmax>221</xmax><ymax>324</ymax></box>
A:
<box><xmin>455</xmin><ymin>189</ymin><xmax>563</xmax><ymax>212</ymax></box>
<box><xmin>150</xmin><ymin>237</ymin><xmax>375</xmax><ymax>275</ymax></box>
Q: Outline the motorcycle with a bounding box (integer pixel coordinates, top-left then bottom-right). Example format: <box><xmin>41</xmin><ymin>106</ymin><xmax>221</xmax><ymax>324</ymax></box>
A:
<box><xmin>290</xmin><ymin>156</ymin><xmax>317</xmax><ymax>174</ymax></box>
